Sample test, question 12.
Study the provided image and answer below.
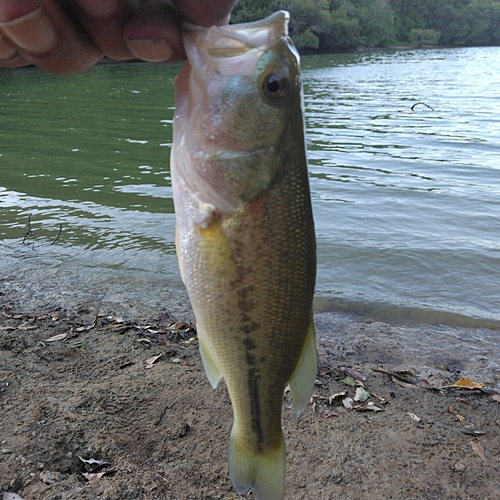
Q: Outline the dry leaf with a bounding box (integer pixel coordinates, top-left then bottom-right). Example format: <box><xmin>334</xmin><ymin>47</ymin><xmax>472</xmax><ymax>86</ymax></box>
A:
<box><xmin>341</xmin><ymin>376</ymin><xmax>356</xmax><ymax>387</ymax></box>
<box><xmin>342</xmin><ymin>397</ymin><xmax>354</xmax><ymax>409</ymax></box>
<box><xmin>373</xmin><ymin>367</ymin><xmax>416</xmax><ymax>383</ymax></box>
<box><xmin>416</xmin><ymin>379</ymin><xmax>437</xmax><ymax>390</ymax></box>
<box><xmin>78</xmin><ymin>456</ymin><xmax>109</xmax><ymax>467</ymax></box>
<box><xmin>353</xmin><ymin>387</ymin><xmax>370</xmax><ymax>403</ymax></box>
<box><xmin>146</xmin><ymin>354</ymin><xmax>162</xmax><ymax>367</ymax></box>
<box><xmin>391</xmin><ymin>376</ymin><xmax>414</xmax><ymax>388</ymax></box>
<box><xmin>452</xmin><ymin>377</ymin><xmax>483</xmax><ymax>389</ymax></box>
<box><xmin>441</xmin><ymin>377</ymin><xmax>483</xmax><ymax>390</ymax></box>
<box><xmin>311</xmin><ymin>394</ymin><xmax>329</xmax><ymax>402</ymax></box>
<box><xmin>455</xmin><ymin>397</ymin><xmax>473</xmax><ymax>407</ymax></box>
<box><xmin>320</xmin><ymin>408</ymin><xmax>338</xmax><ymax>419</ymax></box>
<box><xmin>357</xmin><ymin>402</ymin><xmax>384</xmax><ymax>412</ymax></box>
<box><xmin>340</xmin><ymin>366</ymin><xmax>366</xmax><ymax>381</ymax></box>
<box><xmin>45</xmin><ymin>333</ymin><xmax>67</xmax><ymax>342</ymax></box>
<box><xmin>371</xmin><ymin>393</ymin><xmax>387</xmax><ymax>403</ymax></box>
<box><xmin>86</xmin><ymin>314</ymin><xmax>98</xmax><ymax>330</ymax></box>
<box><xmin>329</xmin><ymin>391</ymin><xmax>346</xmax><ymax>404</ymax></box>
<box><xmin>3</xmin><ymin>493</ymin><xmax>25</xmax><ymax>500</ymax></box>
<box><xmin>137</xmin><ymin>338</ymin><xmax>152</xmax><ymax>344</ymax></box>
<box><xmin>491</xmin><ymin>394</ymin><xmax>500</xmax><ymax>403</ymax></box>
<box><xmin>18</xmin><ymin>323</ymin><xmax>36</xmax><ymax>331</ymax></box>
<box><xmin>408</xmin><ymin>412</ymin><xmax>421</xmax><ymax>422</ymax></box>
<box><xmin>0</xmin><ymin>326</ymin><xmax>16</xmax><ymax>331</ymax></box>
<box><xmin>470</xmin><ymin>442</ymin><xmax>488</xmax><ymax>463</ymax></box>
<box><xmin>449</xmin><ymin>405</ymin><xmax>466</xmax><ymax>424</ymax></box>
<box><xmin>180</xmin><ymin>337</ymin><xmax>198</xmax><ymax>344</ymax></box>
<box><xmin>461</xmin><ymin>426</ymin><xmax>487</xmax><ymax>436</ymax></box>
<box><xmin>82</xmin><ymin>472</ymin><xmax>106</xmax><ymax>481</ymax></box>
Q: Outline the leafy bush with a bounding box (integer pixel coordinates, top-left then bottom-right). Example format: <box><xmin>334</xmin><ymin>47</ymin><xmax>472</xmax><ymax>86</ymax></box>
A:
<box><xmin>409</xmin><ymin>28</ymin><xmax>441</xmax><ymax>46</ymax></box>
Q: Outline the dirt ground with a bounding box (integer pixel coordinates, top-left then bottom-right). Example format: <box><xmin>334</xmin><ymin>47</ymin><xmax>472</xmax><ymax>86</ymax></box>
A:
<box><xmin>1</xmin><ymin>282</ymin><xmax>499</xmax><ymax>500</ymax></box>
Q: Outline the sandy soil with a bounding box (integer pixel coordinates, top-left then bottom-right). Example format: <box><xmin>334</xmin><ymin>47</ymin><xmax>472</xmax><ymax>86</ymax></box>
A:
<box><xmin>1</xmin><ymin>282</ymin><xmax>499</xmax><ymax>500</ymax></box>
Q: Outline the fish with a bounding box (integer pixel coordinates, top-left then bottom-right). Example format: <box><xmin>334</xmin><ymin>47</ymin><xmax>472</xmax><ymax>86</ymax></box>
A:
<box><xmin>170</xmin><ymin>11</ymin><xmax>317</xmax><ymax>500</ymax></box>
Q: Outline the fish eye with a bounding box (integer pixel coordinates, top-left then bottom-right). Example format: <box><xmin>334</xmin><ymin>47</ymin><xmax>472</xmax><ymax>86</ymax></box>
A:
<box><xmin>261</xmin><ymin>71</ymin><xmax>289</xmax><ymax>105</ymax></box>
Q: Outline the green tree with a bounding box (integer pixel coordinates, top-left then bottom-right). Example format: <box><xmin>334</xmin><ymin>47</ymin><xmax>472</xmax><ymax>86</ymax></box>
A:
<box><xmin>231</xmin><ymin>0</ymin><xmax>278</xmax><ymax>23</ymax></box>
<box><xmin>230</xmin><ymin>0</ymin><xmax>500</xmax><ymax>51</ymax></box>
<box><xmin>461</xmin><ymin>0</ymin><xmax>500</xmax><ymax>45</ymax></box>
<box><xmin>409</xmin><ymin>28</ymin><xmax>440</xmax><ymax>46</ymax></box>
<box><xmin>315</xmin><ymin>9</ymin><xmax>361</xmax><ymax>50</ymax></box>
<box><xmin>346</xmin><ymin>0</ymin><xmax>396</xmax><ymax>46</ymax></box>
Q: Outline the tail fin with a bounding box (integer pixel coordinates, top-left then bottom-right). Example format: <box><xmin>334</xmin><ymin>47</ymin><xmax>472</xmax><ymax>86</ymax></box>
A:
<box><xmin>228</xmin><ymin>427</ymin><xmax>285</xmax><ymax>500</ymax></box>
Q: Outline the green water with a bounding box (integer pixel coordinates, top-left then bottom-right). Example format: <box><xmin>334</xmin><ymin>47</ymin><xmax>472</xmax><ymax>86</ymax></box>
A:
<box><xmin>1</xmin><ymin>48</ymin><xmax>499</xmax><ymax>328</ymax></box>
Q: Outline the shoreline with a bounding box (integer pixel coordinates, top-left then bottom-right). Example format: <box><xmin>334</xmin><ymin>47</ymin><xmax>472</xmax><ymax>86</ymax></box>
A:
<box><xmin>2</xmin><ymin>269</ymin><xmax>499</xmax><ymax>391</ymax></box>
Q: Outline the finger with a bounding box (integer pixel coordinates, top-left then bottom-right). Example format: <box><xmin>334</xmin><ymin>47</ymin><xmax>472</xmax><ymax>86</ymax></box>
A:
<box><xmin>74</xmin><ymin>0</ymin><xmax>137</xmax><ymax>61</ymax></box>
<box><xmin>124</xmin><ymin>2</ymin><xmax>184</xmax><ymax>63</ymax></box>
<box><xmin>0</xmin><ymin>29</ymin><xmax>15</xmax><ymax>58</ymax></box>
<box><xmin>172</xmin><ymin>0</ymin><xmax>236</xmax><ymax>27</ymax></box>
<box><xmin>0</xmin><ymin>0</ymin><xmax>101</xmax><ymax>74</ymax></box>
<box><xmin>0</xmin><ymin>30</ymin><xmax>31</xmax><ymax>66</ymax></box>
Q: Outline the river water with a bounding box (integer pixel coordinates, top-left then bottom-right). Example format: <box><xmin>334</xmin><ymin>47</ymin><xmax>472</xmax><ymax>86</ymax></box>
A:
<box><xmin>1</xmin><ymin>47</ymin><xmax>499</xmax><ymax>333</ymax></box>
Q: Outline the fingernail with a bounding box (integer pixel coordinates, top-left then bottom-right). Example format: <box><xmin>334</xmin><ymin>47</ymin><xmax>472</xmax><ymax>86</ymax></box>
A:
<box><xmin>78</xmin><ymin>0</ymin><xmax>118</xmax><ymax>19</ymax></box>
<box><xmin>126</xmin><ymin>38</ymin><xmax>173</xmax><ymax>63</ymax></box>
<box><xmin>0</xmin><ymin>33</ymin><xmax>16</xmax><ymax>59</ymax></box>
<box><xmin>0</xmin><ymin>6</ymin><xmax>56</xmax><ymax>54</ymax></box>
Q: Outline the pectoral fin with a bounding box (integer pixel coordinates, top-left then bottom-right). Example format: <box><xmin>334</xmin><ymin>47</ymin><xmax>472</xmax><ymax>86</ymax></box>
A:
<box><xmin>288</xmin><ymin>315</ymin><xmax>317</xmax><ymax>416</ymax></box>
<box><xmin>196</xmin><ymin>212</ymin><xmax>238</xmax><ymax>281</ymax></box>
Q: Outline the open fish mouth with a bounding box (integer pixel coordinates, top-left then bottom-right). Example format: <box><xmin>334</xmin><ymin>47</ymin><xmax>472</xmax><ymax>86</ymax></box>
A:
<box><xmin>183</xmin><ymin>10</ymin><xmax>289</xmax><ymax>56</ymax></box>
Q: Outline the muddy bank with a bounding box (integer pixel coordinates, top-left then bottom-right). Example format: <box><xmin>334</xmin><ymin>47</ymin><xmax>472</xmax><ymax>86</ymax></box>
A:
<box><xmin>1</xmin><ymin>278</ymin><xmax>499</xmax><ymax>500</ymax></box>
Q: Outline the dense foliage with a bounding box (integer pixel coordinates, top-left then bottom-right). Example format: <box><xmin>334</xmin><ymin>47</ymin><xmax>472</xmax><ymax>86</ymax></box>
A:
<box><xmin>231</xmin><ymin>0</ymin><xmax>500</xmax><ymax>51</ymax></box>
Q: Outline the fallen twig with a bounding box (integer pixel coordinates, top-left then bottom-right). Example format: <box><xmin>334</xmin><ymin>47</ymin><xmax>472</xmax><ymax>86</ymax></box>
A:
<box><xmin>22</xmin><ymin>213</ymin><xmax>33</xmax><ymax>244</ymax></box>
<box><xmin>52</xmin><ymin>224</ymin><xmax>63</xmax><ymax>245</ymax></box>
<box><xmin>411</xmin><ymin>101</ymin><xmax>434</xmax><ymax>111</ymax></box>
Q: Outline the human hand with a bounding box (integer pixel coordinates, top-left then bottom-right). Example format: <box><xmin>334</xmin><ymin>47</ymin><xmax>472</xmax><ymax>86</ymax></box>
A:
<box><xmin>0</xmin><ymin>0</ymin><xmax>236</xmax><ymax>74</ymax></box>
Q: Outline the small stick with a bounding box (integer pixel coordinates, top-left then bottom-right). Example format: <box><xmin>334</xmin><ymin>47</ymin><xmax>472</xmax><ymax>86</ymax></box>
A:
<box><xmin>51</xmin><ymin>224</ymin><xmax>63</xmax><ymax>245</ymax></box>
<box><xmin>411</xmin><ymin>101</ymin><xmax>434</xmax><ymax>111</ymax></box>
<box><xmin>22</xmin><ymin>213</ymin><xmax>33</xmax><ymax>244</ymax></box>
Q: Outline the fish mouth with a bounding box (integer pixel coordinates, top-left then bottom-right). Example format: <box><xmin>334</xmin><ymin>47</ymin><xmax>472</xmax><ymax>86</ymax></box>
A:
<box><xmin>183</xmin><ymin>11</ymin><xmax>289</xmax><ymax>58</ymax></box>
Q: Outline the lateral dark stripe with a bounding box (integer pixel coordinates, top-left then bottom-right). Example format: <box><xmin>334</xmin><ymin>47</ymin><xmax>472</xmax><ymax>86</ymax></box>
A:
<box><xmin>247</xmin><ymin>367</ymin><xmax>264</xmax><ymax>451</ymax></box>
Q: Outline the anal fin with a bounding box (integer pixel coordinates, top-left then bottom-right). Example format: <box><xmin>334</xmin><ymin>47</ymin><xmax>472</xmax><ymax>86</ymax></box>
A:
<box><xmin>198</xmin><ymin>333</ymin><xmax>223</xmax><ymax>389</ymax></box>
<box><xmin>288</xmin><ymin>314</ymin><xmax>317</xmax><ymax>415</ymax></box>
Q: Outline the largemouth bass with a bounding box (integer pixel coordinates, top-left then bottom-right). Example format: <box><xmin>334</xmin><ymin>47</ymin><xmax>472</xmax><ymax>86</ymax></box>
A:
<box><xmin>171</xmin><ymin>11</ymin><xmax>317</xmax><ymax>500</ymax></box>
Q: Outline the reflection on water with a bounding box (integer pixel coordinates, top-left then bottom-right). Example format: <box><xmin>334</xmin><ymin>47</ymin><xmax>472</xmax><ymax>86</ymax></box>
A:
<box><xmin>1</xmin><ymin>48</ymin><xmax>499</xmax><ymax>328</ymax></box>
<box><xmin>302</xmin><ymin>47</ymin><xmax>500</xmax><ymax>323</ymax></box>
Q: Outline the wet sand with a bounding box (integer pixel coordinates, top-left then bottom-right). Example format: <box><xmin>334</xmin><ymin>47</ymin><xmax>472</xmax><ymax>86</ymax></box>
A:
<box><xmin>1</xmin><ymin>272</ymin><xmax>499</xmax><ymax>499</ymax></box>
